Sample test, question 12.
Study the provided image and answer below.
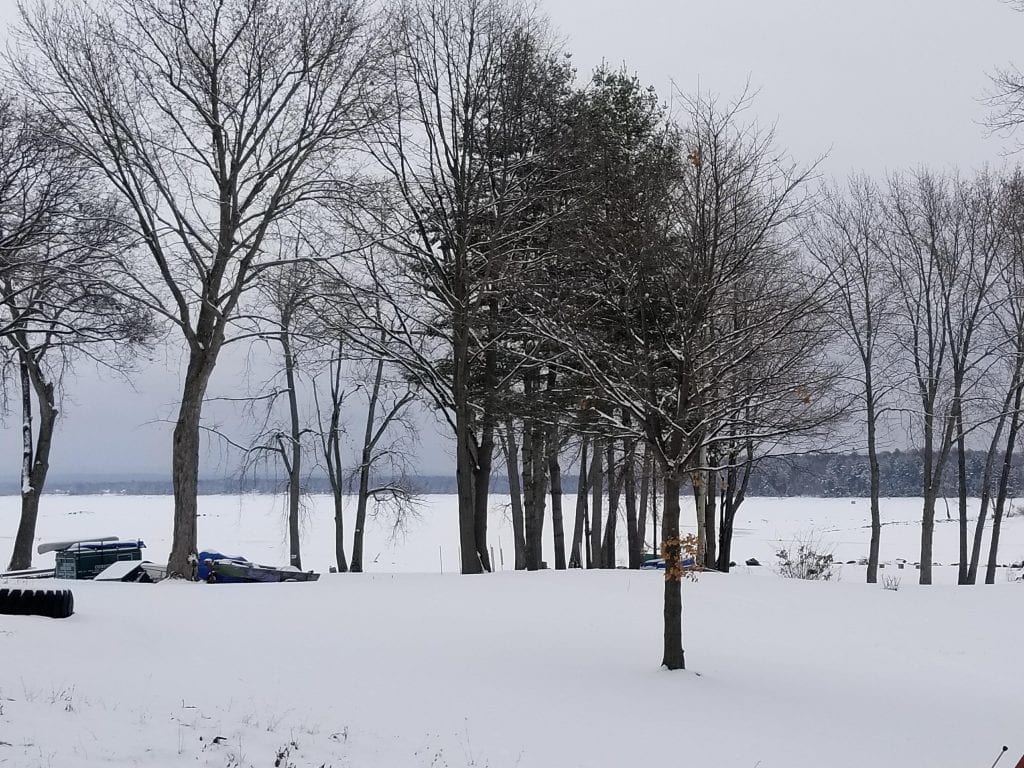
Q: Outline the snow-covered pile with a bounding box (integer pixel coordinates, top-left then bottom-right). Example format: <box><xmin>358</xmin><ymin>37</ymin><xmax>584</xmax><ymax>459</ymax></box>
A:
<box><xmin>1</xmin><ymin>495</ymin><xmax>1022</xmax><ymax>767</ymax></box>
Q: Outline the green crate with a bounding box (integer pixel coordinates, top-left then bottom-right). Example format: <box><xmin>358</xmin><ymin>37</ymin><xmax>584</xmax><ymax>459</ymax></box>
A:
<box><xmin>55</xmin><ymin>543</ymin><xmax>143</xmax><ymax>580</ymax></box>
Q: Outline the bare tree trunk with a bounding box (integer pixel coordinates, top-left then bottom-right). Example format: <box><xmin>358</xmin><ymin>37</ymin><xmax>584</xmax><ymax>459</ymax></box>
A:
<box><xmin>637</xmin><ymin>446</ymin><xmax>650</xmax><ymax>556</ymax></box>
<box><xmin>501</xmin><ymin>421</ymin><xmax>527</xmax><ymax>569</ymax></box>
<box><xmin>968</xmin><ymin>410</ymin><xmax>1009</xmax><ymax>584</ymax></box>
<box><xmin>548</xmin><ymin>421</ymin><xmax>566</xmax><ymax>570</ymax></box>
<box><xmin>316</xmin><ymin>340</ymin><xmax>348</xmax><ymax>573</ymax></box>
<box><xmin>661</xmin><ymin>467</ymin><xmax>685</xmax><ymax>670</ymax></box>
<box><xmin>281</xmin><ymin>325</ymin><xmax>302</xmax><ymax>570</ymax></box>
<box><xmin>987</xmin><ymin>386</ymin><xmax>1024</xmax><ymax>583</ymax></box>
<box><xmin>920</xmin><ymin>414</ymin><xmax>955</xmax><ymax>585</ymax></box>
<box><xmin>521</xmin><ymin>413</ymin><xmax>536</xmax><ymax>566</ymax></box>
<box><xmin>693</xmin><ymin>444</ymin><xmax>707</xmax><ymax>567</ymax></box>
<box><xmin>717</xmin><ymin>445</ymin><xmax>754</xmax><ymax>573</ymax></box>
<box><xmin>522</xmin><ymin>417</ymin><xmax>546</xmax><ymax>570</ymax></box>
<box><xmin>624</xmin><ymin>437</ymin><xmax>640</xmax><ymax>569</ymax></box>
<box><xmin>8</xmin><ymin>350</ymin><xmax>57</xmax><ymax>572</ymax></box>
<box><xmin>453</xmin><ymin>309</ymin><xmax>483</xmax><ymax>574</ymax></box>
<box><xmin>919</xmin><ymin>414</ymin><xmax>939</xmax><ymax>585</ymax></box>
<box><xmin>718</xmin><ymin>474</ymin><xmax>734</xmax><ymax>571</ymax></box>
<box><xmin>590</xmin><ymin>438</ymin><xmax>603</xmax><ymax>569</ymax></box>
<box><xmin>351</xmin><ymin>357</ymin><xmax>387</xmax><ymax>574</ymax></box>
<box><xmin>569</xmin><ymin>435</ymin><xmax>589</xmax><ymax>568</ymax></box>
<box><xmin>532</xmin><ymin>427</ymin><xmax>549</xmax><ymax>567</ymax></box>
<box><xmin>473</xmin><ymin>430</ymin><xmax>495</xmax><ymax>572</ymax></box>
<box><xmin>865</xmin><ymin>384</ymin><xmax>882</xmax><ymax>584</ymax></box>
<box><xmin>955</xmin><ymin>409</ymin><xmax>968</xmax><ymax>585</ymax></box>
<box><xmin>704</xmin><ymin>465</ymin><xmax>717</xmax><ymax>569</ymax></box>
<box><xmin>601</xmin><ymin>440</ymin><xmax>619</xmax><ymax>568</ymax></box>
<box><xmin>920</xmin><ymin>484</ymin><xmax>937</xmax><ymax>585</ymax></box>
<box><xmin>650</xmin><ymin>466</ymin><xmax>659</xmax><ymax>557</ymax></box>
<box><xmin>972</xmin><ymin>375</ymin><xmax>1022</xmax><ymax>582</ymax></box>
<box><xmin>168</xmin><ymin>354</ymin><xmax>216</xmax><ymax>578</ymax></box>
<box><xmin>469</xmin><ymin>303</ymin><xmax>499</xmax><ymax>574</ymax></box>
<box><xmin>351</xmin><ymin>442</ymin><xmax>374</xmax><ymax>573</ymax></box>
<box><xmin>329</xmin><ymin>421</ymin><xmax>348</xmax><ymax>574</ymax></box>
<box><xmin>332</xmin><ymin>486</ymin><xmax>348</xmax><ymax>573</ymax></box>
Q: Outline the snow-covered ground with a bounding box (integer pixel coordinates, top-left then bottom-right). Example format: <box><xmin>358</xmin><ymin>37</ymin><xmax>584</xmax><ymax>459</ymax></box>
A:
<box><xmin>1</xmin><ymin>494</ymin><xmax>1023</xmax><ymax>767</ymax></box>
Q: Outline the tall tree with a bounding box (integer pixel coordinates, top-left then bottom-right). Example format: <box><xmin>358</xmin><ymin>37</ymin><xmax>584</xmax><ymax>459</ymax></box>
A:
<box><xmin>361</xmin><ymin>0</ymin><xmax>573</xmax><ymax>573</ymax></box>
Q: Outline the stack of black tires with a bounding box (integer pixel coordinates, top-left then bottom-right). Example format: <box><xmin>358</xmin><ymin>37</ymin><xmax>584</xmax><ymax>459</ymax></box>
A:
<box><xmin>0</xmin><ymin>587</ymin><xmax>74</xmax><ymax>618</ymax></box>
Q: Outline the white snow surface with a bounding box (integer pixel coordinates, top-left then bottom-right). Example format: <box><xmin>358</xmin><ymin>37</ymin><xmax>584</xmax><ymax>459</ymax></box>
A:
<box><xmin>1</xmin><ymin>494</ymin><xmax>1023</xmax><ymax>767</ymax></box>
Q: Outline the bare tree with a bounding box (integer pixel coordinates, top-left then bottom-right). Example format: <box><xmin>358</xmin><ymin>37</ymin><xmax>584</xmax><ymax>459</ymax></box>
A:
<box><xmin>309</xmin><ymin>283</ymin><xmax>420</xmax><ymax>573</ymax></box>
<box><xmin>347</xmin><ymin>338</ymin><xmax>418</xmax><ymax>573</ymax></box>
<box><xmin>567</xmin><ymin>431</ymin><xmax>590</xmax><ymax>568</ymax></box>
<box><xmin>881</xmin><ymin>171</ymin><xmax>1002</xmax><ymax>585</ymax></box>
<box><xmin>312</xmin><ymin>337</ymin><xmax>352</xmax><ymax>572</ymax></box>
<box><xmin>17</xmin><ymin>0</ymin><xmax>388</xmax><ymax>576</ymax></box>
<box><xmin>978</xmin><ymin>170</ymin><xmax>1024</xmax><ymax>584</ymax></box>
<box><xmin>0</xmin><ymin>96</ymin><xmax>151</xmax><ymax>571</ymax></box>
<box><xmin>245</xmin><ymin>259</ymin><xmax>325</xmax><ymax>570</ymax></box>
<box><xmin>805</xmin><ymin>176</ymin><xmax>896</xmax><ymax>583</ymax></box>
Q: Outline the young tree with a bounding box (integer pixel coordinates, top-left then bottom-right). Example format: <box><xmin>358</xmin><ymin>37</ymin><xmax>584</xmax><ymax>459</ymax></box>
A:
<box><xmin>310</xmin><ymin>272</ymin><xmax>422</xmax><ymax>573</ymax></box>
<box><xmin>347</xmin><ymin>341</ymin><xmax>418</xmax><ymax>574</ymax></box>
<box><xmin>18</xmin><ymin>0</ymin><xmax>388</xmax><ymax>576</ymax></box>
<box><xmin>312</xmin><ymin>337</ymin><xmax>352</xmax><ymax>572</ymax></box>
<box><xmin>246</xmin><ymin>260</ymin><xmax>324</xmax><ymax>570</ymax></box>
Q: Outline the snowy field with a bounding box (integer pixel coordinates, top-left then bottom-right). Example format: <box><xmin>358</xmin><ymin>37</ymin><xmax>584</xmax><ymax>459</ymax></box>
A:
<box><xmin>1</xmin><ymin>494</ymin><xmax>1023</xmax><ymax>767</ymax></box>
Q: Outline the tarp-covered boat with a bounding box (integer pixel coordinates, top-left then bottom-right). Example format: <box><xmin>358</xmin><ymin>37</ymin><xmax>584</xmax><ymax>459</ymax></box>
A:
<box><xmin>198</xmin><ymin>551</ymin><xmax>319</xmax><ymax>584</ymax></box>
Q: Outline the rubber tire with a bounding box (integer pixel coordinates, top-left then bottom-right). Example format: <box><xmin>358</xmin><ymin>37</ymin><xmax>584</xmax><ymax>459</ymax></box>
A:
<box><xmin>0</xmin><ymin>587</ymin><xmax>74</xmax><ymax>619</ymax></box>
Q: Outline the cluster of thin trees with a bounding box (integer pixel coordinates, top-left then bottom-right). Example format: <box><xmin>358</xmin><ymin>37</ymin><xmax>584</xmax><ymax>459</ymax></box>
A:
<box><xmin>3</xmin><ymin>0</ymin><xmax>1024</xmax><ymax>671</ymax></box>
<box><xmin>812</xmin><ymin>170</ymin><xmax>1024</xmax><ymax>587</ymax></box>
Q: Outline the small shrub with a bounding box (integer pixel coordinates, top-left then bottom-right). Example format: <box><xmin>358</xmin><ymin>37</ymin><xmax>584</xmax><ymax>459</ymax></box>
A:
<box><xmin>881</xmin><ymin>575</ymin><xmax>901</xmax><ymax>592</ymax></box>
<box><xmin>775</xmin><ymin>537</ymin><xmax>835</xmax><ymax>581</ymax></box>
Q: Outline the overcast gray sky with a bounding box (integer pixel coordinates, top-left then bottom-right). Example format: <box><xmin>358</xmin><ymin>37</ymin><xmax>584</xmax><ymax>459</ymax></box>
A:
<box><xmin>0</xmin><ymin>0</ymin><xmax>1022</xmax><ymax>478</ymax></box>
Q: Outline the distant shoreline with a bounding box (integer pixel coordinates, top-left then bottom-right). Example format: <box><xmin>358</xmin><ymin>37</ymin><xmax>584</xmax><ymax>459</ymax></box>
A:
<box><xmin>0</xmin><ymin>448</ymin><xmax>1020</xmax><ymax>497</ymax></box>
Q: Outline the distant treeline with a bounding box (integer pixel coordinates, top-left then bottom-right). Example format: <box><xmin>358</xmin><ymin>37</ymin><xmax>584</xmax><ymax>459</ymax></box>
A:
<box><xmin>7</xmin><ymin>450</ymin><xmax>1021</xmax><ymax>498</ymax></box>
<box><xmin>743</xmin><ymin>450</ymin><xmax>1024</xmax><ymax>498</ymax></box>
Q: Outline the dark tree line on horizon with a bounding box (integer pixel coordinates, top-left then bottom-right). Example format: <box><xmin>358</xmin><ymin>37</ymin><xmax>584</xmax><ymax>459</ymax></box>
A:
<box><xmin>5</xmin><ymin>0</ymin><xmax>1024</xmax><ymax>671</ymax></box>
<box><xmin>19</xmin><ymin>447</ymin><xmax>1024</xmax><ymax>499</ymax></box>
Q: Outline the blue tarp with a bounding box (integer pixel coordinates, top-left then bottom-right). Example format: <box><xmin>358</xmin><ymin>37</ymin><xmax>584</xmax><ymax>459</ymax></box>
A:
<box><xmin>196</xmin><ymin>550</ymin><xmax>248</xmax><ymax>581</ymax></box>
